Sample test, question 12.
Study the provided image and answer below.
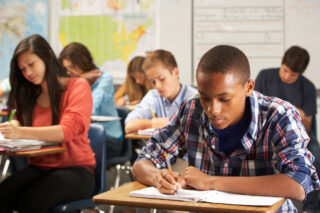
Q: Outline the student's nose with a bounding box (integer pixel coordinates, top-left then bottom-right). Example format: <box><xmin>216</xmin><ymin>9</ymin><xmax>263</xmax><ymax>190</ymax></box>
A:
<box><xmin>207</xmin><ymin>100</ymin><xmax>221</xmax><ymax>115</ymax></box>
<box><xmin>282</xmin><ymin>73</ymin><xmax>291</xmax><ymax>82</ymax></box>
<box><xmin>154</xmin><ymin>80</ymin><xmax>161</xmax><ymax>89</ymax></box>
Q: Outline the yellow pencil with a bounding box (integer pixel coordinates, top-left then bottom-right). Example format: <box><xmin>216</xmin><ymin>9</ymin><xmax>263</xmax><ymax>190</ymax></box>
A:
<box><xmin>149</xmin><ymin>105</ymin><xmax>156</xmax><ymax>118</ymax></box>
<box><xmin>164</xmin><ymin>153</ymin><xmax>173</xmax><ymax>177</ymax></box>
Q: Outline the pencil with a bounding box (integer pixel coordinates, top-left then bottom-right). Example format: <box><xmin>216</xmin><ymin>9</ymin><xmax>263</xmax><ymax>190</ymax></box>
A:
<box><xmin>164</xmin><ymin>153</ymin><xmax>173</xmax><ymax>177</ymax></box>
<box><xmin>8</xmin><ymin>109</ymin><xmax>16</xmax><ymax>122</ymax></box>
<box><xmin>149</xmin><ymin>105</ymin><xmax>156</xmax><ymax>118</ymax></box>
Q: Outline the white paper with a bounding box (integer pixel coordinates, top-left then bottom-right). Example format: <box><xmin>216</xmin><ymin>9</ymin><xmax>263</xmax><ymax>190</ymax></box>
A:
<box><xmin>137</xmin><ymin>128</ymin><xmax>155</xmax><ymax>136</ymax></box>
<box><xmin>0</xmin><ymin>133</ymin><xmax>57</xmax><ymax>151</ymax></box>
<box><xmin>91</xmin><ymin>116</ymin><xmax>121</xmax><ymax>122</ymax></box>
<box><xmin>129</xmin><ymin>187</ymin><xmax>283</xmax><ymax>206</ymax></box>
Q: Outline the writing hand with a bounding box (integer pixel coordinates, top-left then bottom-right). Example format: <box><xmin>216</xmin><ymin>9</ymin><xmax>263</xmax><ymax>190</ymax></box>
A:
<box><xmin>0</xmin><ymin>120</ymin><xmax>21</xmax><ymax>139</ymax></box>
<box><xmin>151</xmin><ymin>117</ymin><xmax>169</xmax><ymax>129</ymax></box>
<box><xmin>153</xmin><ymin>169</ymin><xmax>179</xmax><ymax>195</ymax></box>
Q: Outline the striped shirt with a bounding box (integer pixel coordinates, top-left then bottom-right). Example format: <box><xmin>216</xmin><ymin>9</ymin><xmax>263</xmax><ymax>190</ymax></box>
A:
<box><xmin>137</xmin><ymin>91</ymin><xmax>320</xmax><ymax>212</ymax></box>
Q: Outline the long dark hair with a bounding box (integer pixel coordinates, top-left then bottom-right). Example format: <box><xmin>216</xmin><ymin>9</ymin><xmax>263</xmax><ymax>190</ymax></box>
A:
<box><xmin>8</xmin><ymin>34</ymin><xmax>68</xmax><ymax>126</ymax></box>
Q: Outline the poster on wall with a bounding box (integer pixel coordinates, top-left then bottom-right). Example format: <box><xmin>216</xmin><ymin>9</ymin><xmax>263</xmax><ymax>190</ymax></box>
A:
<box><xmin>0</xmin><ymin>0</ymin><xmax>48</xmax><ymax>81</ymax></box>
<box><xmin>50</xmin><ymin>0</ymin><xmax>158</xmax><ymax>84</ymax></box>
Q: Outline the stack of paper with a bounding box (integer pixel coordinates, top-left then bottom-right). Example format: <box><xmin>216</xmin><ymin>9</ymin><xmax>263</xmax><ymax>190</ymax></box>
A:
<box><xmin>129</xmin><ymin>187</ymin><xmax>283</xmax><ymax>206</ymax></box>
<box><xmin>0</xmin><ymin>134</ymin><xmax>57</xmax><ymax>151</ymax></box>
<box><xmin>138</xmin><ymin>128</ymin><xmax>155</xmax><ymax>136</ymax></box>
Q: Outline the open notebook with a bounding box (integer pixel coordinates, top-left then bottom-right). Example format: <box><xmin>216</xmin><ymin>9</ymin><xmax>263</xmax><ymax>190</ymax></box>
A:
<box><xmin>0</xmin><ymin>133</ymin><xmax>58</xmax><ymax>151</ymax></box>
<box><xmin>129</xmin><ymin>187</ymin><xmax>283</xmax><ymax>206</ymax></box>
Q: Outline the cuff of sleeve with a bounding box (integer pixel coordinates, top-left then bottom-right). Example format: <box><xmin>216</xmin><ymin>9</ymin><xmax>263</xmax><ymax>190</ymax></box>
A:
<box><xmin>285</xmin><ymin>172</ymin><xmax>314</xmax><ymax>196</ymax></box>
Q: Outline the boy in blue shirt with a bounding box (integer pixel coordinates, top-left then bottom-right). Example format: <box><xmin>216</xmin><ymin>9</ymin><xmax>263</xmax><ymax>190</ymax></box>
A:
<box><xmin>133</xmin><ymin>45</ymin><xmax>319</xmax><ymax>212</ymax></box>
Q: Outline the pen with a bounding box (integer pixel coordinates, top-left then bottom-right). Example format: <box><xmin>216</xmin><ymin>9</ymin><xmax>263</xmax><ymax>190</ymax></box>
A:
<box><xmin>164</xmin><ymin>153</ymin><xmax>173</xmax><ymax>177</ymax></box>
<box><xmin>8</xmin><ymin>109</ymin><xmax>16</xmax><ymax>121</ymax></box>
<box><xmin>149</xmin><ymin>105</ymin><xmax>156</xmax><ymax>118</ymax></box>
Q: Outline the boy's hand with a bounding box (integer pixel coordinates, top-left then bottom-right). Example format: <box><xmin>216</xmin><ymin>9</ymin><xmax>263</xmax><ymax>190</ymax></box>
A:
<box><xmin>153</xmin><ymin>169</ymin><xmax>179</xmax><ymax>194</ymax></box>
<box><xmin>181</xmin><ymin>166</ymin><xmax>213</xmax><ymax>190</ymax></box>
<box><xmin>151</xmin><ymin>117</ymin><xmax>169</xmax><ymax>129</ymax></box>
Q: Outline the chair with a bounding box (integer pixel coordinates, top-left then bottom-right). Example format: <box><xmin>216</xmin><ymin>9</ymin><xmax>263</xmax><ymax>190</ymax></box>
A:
<box><xmin>311</xmin><ymin>114</ymin><xmax>317</xmax><ymax>138</ymax></box>
<box><xmin>107</xmin><ymin>106</ymin><xmax>133</xmax><ymax>189</ymax></box>
<box><xmin>51</xmin><ymin>124</ymin><xmax>107</xmax><ymax>213</ymax></box>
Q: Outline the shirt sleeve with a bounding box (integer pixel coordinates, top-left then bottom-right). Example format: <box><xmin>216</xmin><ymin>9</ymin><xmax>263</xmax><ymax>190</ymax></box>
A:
<box><xmin>271</xmin><ymin>104</ymin><xmax>319</xmax><ymax>195</ymax></box>
<box><xmin>91</xmin><ymin>72</ymin><xmax>114</xmax><ymax>115</ymax></box>
<box><xmin>125</xmin><ymin>90</ymin><xmax>158</xmax><ymax>123</ymax></box>
<box><xmin>136</xmin><ymin>102</ymin><xmax>188</xmax><ymax>168</ymax></box>
<box><xmin>60</xmin><ymin>78</ymin><xmax>93</xmax><ymax>142</ymax></box>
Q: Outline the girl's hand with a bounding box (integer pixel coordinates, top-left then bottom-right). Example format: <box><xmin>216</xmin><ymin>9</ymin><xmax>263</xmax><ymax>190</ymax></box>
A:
<box><xmin>0</xmin><ymin>120</ymin><xmax>21</xmax><ymax>139</ymax></box>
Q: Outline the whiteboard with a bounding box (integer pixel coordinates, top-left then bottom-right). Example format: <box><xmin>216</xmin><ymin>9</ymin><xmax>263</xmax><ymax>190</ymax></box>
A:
<box><xmin>192</xmin><ymin>0</ymin><xmax>320</xmax><ymax>88</ymax></box>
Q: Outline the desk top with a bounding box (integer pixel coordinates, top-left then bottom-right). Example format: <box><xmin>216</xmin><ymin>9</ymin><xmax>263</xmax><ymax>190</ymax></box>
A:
<box><xmin>92</xmin><ymin>181</ymin><xmax>285</xmax><ymax>213</ymax></box>
<box><xmin>0</xmin><ymin>111</ymin><xmax>8</xmax><ymax>117</ymax></box>
<box><xmin>125</xmin><ymin>133</ymin><xmax>151</xmax><ymax>140</ymax></box>
<box><xmin>0</xmin><ymin>146</ymin><xmax>66</xmax><ymax>157</ymax></box>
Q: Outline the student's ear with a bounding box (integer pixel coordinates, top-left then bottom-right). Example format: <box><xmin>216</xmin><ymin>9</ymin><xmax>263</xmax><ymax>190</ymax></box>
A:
<box><xmin>244</xmin><ymin>79</ymin><xmax>255</xmax><ymax>97</ymax></box>
<box><xmin>172</xmin><ymin>67</ymin><xmax>179</xmax><ymax>77</ymax></box>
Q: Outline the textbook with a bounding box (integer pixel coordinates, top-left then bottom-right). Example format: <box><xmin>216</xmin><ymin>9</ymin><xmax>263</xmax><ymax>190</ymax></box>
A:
<box><xmin>0</xmin><ymin>133</ymin><xmax>58</xmax><ymax>151</ymax></box>
<box><xmin>137</xmin><ymin>128</ymin><xmax>155</xmax><ymax>136</ymax></box>
<box><xmin>129</xmin><ymin>187</ymin><xmax>283</xmax><ymax>206</ymax></box>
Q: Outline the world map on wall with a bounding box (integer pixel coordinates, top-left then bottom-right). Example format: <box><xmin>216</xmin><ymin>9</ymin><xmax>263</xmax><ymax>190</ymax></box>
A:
<box><xmin>0</xmin><ymin>0</ymin><xmax>48</xmax><ymax>80</ymax></box>
<box><xmin>52</xmin><ymin>0</ymin><xmax>157</xmax><ymax>81</ymax></box>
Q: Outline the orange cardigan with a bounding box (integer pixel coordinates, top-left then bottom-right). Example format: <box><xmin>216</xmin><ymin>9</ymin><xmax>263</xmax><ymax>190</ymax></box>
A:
<box><xmin>30</xmin><ymin>78</ymin><xmax>96</xmax><ymax>168</ymax></box>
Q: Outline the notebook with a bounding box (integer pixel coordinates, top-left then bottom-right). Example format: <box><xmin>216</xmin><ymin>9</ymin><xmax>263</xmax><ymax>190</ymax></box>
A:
<box><xmin>91</xmin><ymin>115</ymin><xmax>121</xmax><ymax>122</ymax></box>
<box><xmin>0</xmin><ymin>133</ymin><xmax>58</xmax><ymax>151</ymax></box>
<box><xmin>129</xmin><ymin>187</ymin><xmax>283</xmax><ymax>206</ymax></box>
<box><xmin>137</xmin><ymin>128</ymin><xmax>155</xmax><ymax>136</ymax></box>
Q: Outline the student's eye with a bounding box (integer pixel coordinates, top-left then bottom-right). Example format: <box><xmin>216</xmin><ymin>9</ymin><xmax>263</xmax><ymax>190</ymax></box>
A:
<box><xmin>28</xmin><ymin>62</ymin><xmax>34</xmax><ymax>67</ymax></box>
<box><xmin>200</xmin><ymin>97</ymin><xmax>210</xmax><ymax>102</ymax></box>
<box><xmin>220</xmin><ymin>98</ymin><xmax>230</xmax><ymax>103</ymax></box>
<box><xmin>159</xmin><ymin>78</ymin><xmax>165</xmax><ymax>82</ymax></box>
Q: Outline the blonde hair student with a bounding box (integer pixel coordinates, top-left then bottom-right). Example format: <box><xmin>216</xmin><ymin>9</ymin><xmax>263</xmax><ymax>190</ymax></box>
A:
<box><xmin>114</xmin><ymin>56</ymin><xmax>153</xmax><ymax>106</ymax></box>
<box><xmin>0</xmin><ymin>34</ymin><xmax>95</xmax><ymax>212</ymax></box>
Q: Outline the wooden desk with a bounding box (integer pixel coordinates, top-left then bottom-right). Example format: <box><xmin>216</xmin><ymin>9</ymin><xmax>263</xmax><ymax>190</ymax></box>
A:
<box><xmin>93</xmin><ymin>181</ymin><xmax>285</xmax><ymax>213</ymax></box>
<box><xmin>0</xmin><ymin>146</ymin><xmax>66</xmax><ymax>157</ymax></box>
<box><xmin>125</xmin><ymin>133</ymin><xmax>151</xmax><ymax>140</ymax></box>
<box><xmin>0</xmin><ymin>111</ymin><xmax>8</xmax><ymax>117</ymax></box>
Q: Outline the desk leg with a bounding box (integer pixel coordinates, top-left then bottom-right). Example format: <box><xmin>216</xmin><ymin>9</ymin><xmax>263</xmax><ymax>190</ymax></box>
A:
<box><xmin>1</xmin><ymin>156</ymin><xmax>10</xmax><ymax>181</ymax></box>
<box><xmin>136</xmin><ymin>208</ymin><xmax>157</xmax><ymax>213</ymax></box>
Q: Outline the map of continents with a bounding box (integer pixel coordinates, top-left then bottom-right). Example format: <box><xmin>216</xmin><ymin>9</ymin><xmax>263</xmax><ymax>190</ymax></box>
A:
<box><xmin>57</xmin><ymin>0</ymin><xmax>157</xmax><ymax>80</ymax></box>
<box><xmin>0</xmin><ymin>0</ymin><xmax>48</xmax><ymax>80</ymax></box>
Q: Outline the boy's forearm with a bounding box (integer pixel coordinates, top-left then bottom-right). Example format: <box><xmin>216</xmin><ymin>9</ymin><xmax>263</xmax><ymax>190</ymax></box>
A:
<box><xmin>211</xmin><ymin>174</ymin><xmax>305</xmax><ymax>201</ymax></box>
<box><xmin>132</xmin><ymin>159</ymin><xmax>161</xmax><ymax>186</ymax></box>
<box><xmin>125</xmin><ymin>119</ymin><xmax>152</xmax><ymax>133</ymax></box>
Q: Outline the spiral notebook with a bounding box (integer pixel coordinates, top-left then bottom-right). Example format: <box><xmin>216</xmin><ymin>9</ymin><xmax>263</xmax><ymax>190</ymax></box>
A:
<box><xmin>129</xmin><ymin>187</ymin><xmax>283</xmax><ymax>206</ymax></box>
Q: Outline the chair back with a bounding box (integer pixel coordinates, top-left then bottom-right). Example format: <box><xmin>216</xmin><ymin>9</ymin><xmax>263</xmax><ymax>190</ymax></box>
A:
<box><xmin>50</xmin><ymin>124</ymin><xmax>107</xmax><ymax>212</ymax></box>
<box><xmin>88</xmin><ymin>124</ymin><xmax>107</xmax><ymax>195</ymax></box>
<box><xmin>106</xmin><ymin>106</ymin><xmax>132</xmax><ymax>166</ymax></box>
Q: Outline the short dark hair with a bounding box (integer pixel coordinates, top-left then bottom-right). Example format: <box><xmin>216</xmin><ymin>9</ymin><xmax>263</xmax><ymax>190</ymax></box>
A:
<box><xmin>59</xmin><ymin>42</ymin><xmax>96</xmax><ymax>72</ymax></box>
<box><xmin>196</xmin><ymin>45</ymin><xmax>250</xmax><ymax>84</ymax></box>
<box><xmin>142</xmin><ymin>49</ymin><xmax>178</xmax><ymax>73</ymax></box>
<box><xmin>282</xmin><ymin>46</ymin><xmax>309</xmax><ymax>74</ymax></box>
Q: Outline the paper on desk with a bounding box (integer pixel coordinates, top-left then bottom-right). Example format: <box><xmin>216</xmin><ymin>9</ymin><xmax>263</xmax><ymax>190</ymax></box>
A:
<box><xmin>137</xmin><ymin>128</ymin><xmax>155</xmax><ymax>136</ymax></box>
<box><xmin>91</xmin><ymin>116</ymin><xmax>121</xmax><ymax>122</ymax></box>
<box><xmin>129</xmin><ymin>187</ymin><xmax>283</xmax><ymax>206</ymax></box>
<box><xmin>0</xmin><ymin>133</ymin><xmax>57</xmax><ymax>151</ymax></box>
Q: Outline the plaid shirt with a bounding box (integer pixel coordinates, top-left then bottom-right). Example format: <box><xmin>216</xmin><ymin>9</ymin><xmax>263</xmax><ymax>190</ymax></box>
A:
<box><xmin>137</xmin><ymin>91</ymin><xmax>320</xmax><ymax>213</ymax></box>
